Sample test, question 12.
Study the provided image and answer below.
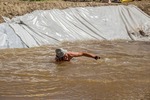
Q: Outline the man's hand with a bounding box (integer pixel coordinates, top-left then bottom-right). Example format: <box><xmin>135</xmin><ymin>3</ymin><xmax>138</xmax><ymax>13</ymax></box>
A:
<box><xmin>94</xmin><ymin>56</ymin><xmax>100</xmax><ymax>60</ymax></box>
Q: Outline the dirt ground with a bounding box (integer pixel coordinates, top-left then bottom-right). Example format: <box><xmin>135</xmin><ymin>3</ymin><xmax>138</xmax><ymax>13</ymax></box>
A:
<box><xmin>0</xmin><ymin>0</ymin><xmax>150</xmax><ymax>23</ymax></box>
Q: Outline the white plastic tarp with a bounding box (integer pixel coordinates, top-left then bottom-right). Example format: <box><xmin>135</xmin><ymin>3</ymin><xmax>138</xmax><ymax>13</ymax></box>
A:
<box><xmin>0</xmin><ymin>23</ymin><xmax>27</xmax><ymax>48</ymax></box>
<box><xmin>0</xmin><ymin>5</ymin><xmax>150</xmax><ymax>49</ymax></box>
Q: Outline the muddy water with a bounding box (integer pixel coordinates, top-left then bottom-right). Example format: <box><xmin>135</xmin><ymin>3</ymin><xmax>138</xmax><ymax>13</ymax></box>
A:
<box><xmin>0</xmin><ymin>40</ymin><xmax>150</xmax><ymax>100</ymax></box>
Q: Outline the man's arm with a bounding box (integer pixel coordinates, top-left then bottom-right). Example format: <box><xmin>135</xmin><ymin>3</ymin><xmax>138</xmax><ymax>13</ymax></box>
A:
<box><xmin>68</xmin><ymin>52</ymin><xmax>100</xmax><ymax>60</ymax></box>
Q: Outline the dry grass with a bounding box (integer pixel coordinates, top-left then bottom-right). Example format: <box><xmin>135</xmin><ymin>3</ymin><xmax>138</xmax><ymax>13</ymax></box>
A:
<box><xmin>0</xmin><ymin>0</ymin><xmax>150</xmax><ymax>23</ymax></box>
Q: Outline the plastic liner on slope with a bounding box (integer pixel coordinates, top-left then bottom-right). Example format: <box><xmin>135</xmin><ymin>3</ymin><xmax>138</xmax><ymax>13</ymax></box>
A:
<box><xmin>0</xmin><ymin>23</ymin><xmax>27</xmax><ymax>48</ymax></box>
<box><xmin>0</xmin><ymin>5</ymin><xmax>150</xmax><ymax>48</ymax></box>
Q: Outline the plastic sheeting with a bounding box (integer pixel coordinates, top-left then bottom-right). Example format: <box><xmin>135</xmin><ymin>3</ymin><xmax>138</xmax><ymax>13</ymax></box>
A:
<box><xmin>0</xmin><ymin>23</ymin><xmax>27</xmax><ymax>48</ymax></box>
<box><xmin>0</xmin><ymin>5</ymin><xmax>150</xmax><ymax>48</ymax></box>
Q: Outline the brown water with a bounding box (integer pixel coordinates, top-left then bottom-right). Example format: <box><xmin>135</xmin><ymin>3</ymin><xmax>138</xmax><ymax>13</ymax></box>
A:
<box><xmin>0</xmin><ymin>40</ymin><xmax>150</xmax><ymax>100</ymax></box>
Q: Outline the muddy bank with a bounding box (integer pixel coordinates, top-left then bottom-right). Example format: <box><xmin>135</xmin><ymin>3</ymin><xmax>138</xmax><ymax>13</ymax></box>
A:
<box><xmin>0</xmin><ymin>1</ymin><xmax>150</xmax><ymax>23</ymax></box>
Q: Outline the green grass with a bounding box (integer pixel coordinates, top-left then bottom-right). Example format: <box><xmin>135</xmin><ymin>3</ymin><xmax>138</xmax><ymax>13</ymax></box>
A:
<box><xmin>21</xmin><ymin>0</ymin><xmax>47</xmax><ymax>1</ymax></box>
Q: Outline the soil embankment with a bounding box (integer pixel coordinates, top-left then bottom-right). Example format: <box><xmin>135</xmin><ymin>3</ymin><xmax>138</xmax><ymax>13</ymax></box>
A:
<box><xmin>0</xmin><ymin>0</ymin><xmax>150</xmax><ymax>23</ymax></box>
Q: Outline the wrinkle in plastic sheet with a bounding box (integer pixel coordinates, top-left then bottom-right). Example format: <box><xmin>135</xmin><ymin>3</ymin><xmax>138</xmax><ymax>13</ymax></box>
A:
<box><xmin>0</xmin><ymin>23</ymin><xmax>27</xmax><ymax>48</ymax></box>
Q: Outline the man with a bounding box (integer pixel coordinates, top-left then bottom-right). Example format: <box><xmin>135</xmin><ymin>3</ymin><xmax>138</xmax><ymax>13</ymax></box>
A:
<box><xmin>55</xmin><ymin>48</ymin><xmax>100</xmax><ymax>62</ymax></box>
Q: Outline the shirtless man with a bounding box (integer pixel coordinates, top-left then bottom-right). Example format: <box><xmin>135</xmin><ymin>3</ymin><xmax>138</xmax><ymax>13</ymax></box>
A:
<box><xmin>55</xmin><ymin>48</ymin><xmax>100</xmax><ymax>62</ymax></box>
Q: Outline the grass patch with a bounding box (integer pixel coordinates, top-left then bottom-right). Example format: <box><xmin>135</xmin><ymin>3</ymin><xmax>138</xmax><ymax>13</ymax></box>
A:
<box><xmin>20</xmin><ymin>0</ymin><xmax>47</xmax><ymax>1</ymax></box>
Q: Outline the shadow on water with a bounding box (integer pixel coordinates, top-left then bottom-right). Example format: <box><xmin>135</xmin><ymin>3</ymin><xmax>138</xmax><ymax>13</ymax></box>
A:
<box><xmin>0</xmin><ymin>40</ymin><xmax>150</xmax><ymax>99</ymax></box>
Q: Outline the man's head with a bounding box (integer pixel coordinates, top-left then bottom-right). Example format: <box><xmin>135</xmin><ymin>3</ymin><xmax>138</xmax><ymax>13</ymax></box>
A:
<box><xmin>55</xmin><ymin>48</ymin><xmax>68</xmax><ymax>59</ymax></box>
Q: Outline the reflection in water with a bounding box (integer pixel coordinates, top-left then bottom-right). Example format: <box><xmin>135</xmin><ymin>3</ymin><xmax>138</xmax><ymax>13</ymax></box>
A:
<box><xmin>0</xmin><ymin>40</ymin><xmax>150</xmax><ymax>99</ymax></box>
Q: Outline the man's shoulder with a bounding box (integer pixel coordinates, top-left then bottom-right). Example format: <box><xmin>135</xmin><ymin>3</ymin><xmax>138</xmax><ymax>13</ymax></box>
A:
<box><xmin>67</xmin><ymin>51</ymin><xmax>83</xmax><ymax>57</ymax></box>
<box><xmin>68</xmin><ymin>51</ymin><xmax>79</xmax><ymax>54</ymax></box>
